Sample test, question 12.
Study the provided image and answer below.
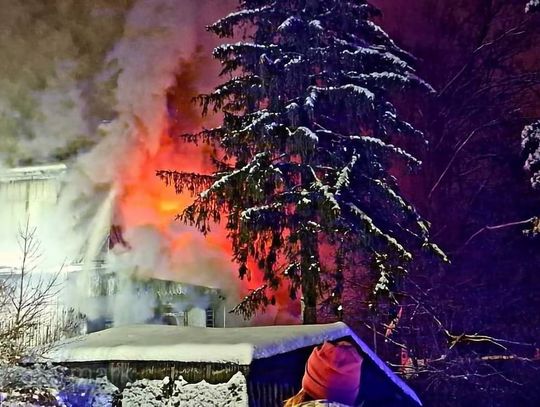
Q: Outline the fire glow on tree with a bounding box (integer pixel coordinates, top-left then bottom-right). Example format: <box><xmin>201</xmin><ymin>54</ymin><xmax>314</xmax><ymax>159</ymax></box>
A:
<box><xmin>159</xmin><ymin>0</ymin><xmax>445</xmax><ymax>323</ymax></box>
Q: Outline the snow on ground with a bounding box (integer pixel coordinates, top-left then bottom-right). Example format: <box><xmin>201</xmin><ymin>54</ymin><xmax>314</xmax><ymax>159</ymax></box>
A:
<box><xmin>0</xmin><ymin>364</ymin><xmax>247</xmax><ymax>406</ymax></box>
<box><xmin>122</xmin><ymin>372</ymin><xmax>247</xmax><ymax>407</ymax></box>
<box><xmin>0</xmin><ymin>364</ymin><xmax>119</xmax><ymax>406</ymax></box>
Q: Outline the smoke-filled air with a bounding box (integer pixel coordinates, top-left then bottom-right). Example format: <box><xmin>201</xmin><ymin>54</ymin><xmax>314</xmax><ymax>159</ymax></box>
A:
<box><xmin>0</xmin><ymin>0</ymin><xmax>287</xmax><ymax>326</ymax></box>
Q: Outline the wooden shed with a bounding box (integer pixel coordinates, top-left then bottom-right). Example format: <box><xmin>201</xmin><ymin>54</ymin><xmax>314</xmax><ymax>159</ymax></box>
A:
<box><xmin>46</xmin><ymin>322</ymin><xmax>422</xmax><ymax>406</ymax></box>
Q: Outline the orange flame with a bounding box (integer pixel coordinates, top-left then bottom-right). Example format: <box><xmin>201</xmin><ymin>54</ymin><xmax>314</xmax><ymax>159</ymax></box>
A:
<box><xmin>113</xmin><ymin>55</ymin><xmax>300</xmax><ymax>324</ymax></box>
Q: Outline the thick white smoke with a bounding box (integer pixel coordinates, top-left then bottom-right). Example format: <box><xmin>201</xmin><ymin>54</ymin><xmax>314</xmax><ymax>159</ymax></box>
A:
<box><xmin>64</xmin><ymin>0</ymin><xmax>243</xmax><ymax>325</ymax></box>
<box><xmin>0</xmin><ymin>0</ymin><xmax>132</xmax><ymax>166</ymax></box>
<box><xmin>1</xmin><ymin>0</ymin><xmax>244</xmax><ymax>326</ymax></box>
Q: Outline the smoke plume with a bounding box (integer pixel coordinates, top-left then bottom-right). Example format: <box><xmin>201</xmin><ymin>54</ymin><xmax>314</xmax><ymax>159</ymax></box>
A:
<box><xmin>1</xmin><ymin>0</ymin><xmax>301</xmax><ymax>326</ymax></box>
<box><xmin>0</xmin><ymin>0</ymin><xmax>133</xmax><ymax>166</ymax></box>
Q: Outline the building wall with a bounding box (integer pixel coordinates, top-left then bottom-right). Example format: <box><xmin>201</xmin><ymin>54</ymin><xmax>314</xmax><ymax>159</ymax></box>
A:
<box><xmin>0</xmin><ymin>166</ymin><xmax>71</xmax><ymax>342</ymax></box>
<box><xmin>0</xmin><ymin>166</ymin><xmax>65</xmax><ymax>270</ymax></box>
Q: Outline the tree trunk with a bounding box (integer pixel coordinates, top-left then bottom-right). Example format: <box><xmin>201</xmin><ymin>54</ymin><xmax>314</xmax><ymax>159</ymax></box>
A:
<box><xmin>303</xmin><ymin>304</ymin><xmax>317</xmax><ymax>324</ymax></box>
<box><xmin>300</xmin><ymin>230</ymin><xmax>319</xmax><ymax>325</ymax></box>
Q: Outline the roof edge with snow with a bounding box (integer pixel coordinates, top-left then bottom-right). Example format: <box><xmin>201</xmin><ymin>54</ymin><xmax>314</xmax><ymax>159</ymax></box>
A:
<box><xmin>0</xmin><ymin>163</ymin><xmax>67</xmax><ymax>182</ymax></box>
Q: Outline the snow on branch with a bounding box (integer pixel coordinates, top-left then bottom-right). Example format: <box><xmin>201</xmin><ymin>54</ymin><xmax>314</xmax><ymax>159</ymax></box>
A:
<box><xmin>277</xmin><ymin>16</ymin><xmax>306</xmax><ymax>33</ymax></box>
<box><xmin>347</xmin><ymin>72</ymin><xmax>435</xmax><ymax>94</ymax></box>
<box><xmin>214</xmin><ymin>42</ymin><xmax>278</xmax><ymax>75</ymax></box>
<box><xmin>335</xmin><ymin>154</ymin><xmax>359</xmax><ymax>193</ymax></box>
<box><xmin>346</xmin><ymin>202</ymin><xmax>412</xmax><ymax>260</ymax></box>
<box><xmin>350</xmin><ymin>135</ymin><xmax>421</xmax><ymax>167</ymax></box>
<box><xmin>341</xmin><ymin>48</ymin><xmax>410</xmax><ymax>72</ymax></box>
<box><xmin>360</xmin><ymin>20</ymin><xmax>413</xmax><ymax>60</ymax></box>
<box><xmin>197</xmin><ymin>152</ymin><xmax>282</xmax><ymax>202</ymax></box>
<box><xmin>362</xmin><ymin>177</ymin><xmax>446</xmax><ymax>262</ymax></box>
<box><xmin>382</xmin><ymin>109</ymin><xmax>425</xmax><ymax>139</ymax></box>
<box><xmin>198</xmin><ymin>75</ymin><xmax>262</xmax><ymax>114</ymax></box>
<box><xmin>214</xmin><ymin>42</ymin><xmax>278</xmax><ymax>60</ymax></box>
<box><xmin>304</xmin><ymin>85</ymin><xmax>375</xmax><ymax>121</ymax></box>
<box><xmin>310</xmin><ymin>84</ymin><xmax>375</xmax><ymax>103</ymax></box>
<box><xmin>240</xmin><ymin>203</ymin><xmax>284</xmax><ymax>229</ymax></box>
<box><xmin>308</xmin><ymin>19</ymin><xmax>324</xmax><ymax>32</ymax></box>
<box><xmin>174</xmin><ymin>159</ymin><xmax>281</xmax><ymax>233</ymax></box>
<box><xmin>365</xmin><ymin>176</ymin><xmax>427</xmax><ymax>233</ymax></box>
<box><xmin>287</xmin><ymin>126</ymin><xmax>319</xmax><ymax>158</ymax></box>
<box><xmin>234</xmin><ymin>110</ymin><xmax>279</xmax><ymax>136</ymax></box>
<box><xmin>309</xmin><ymin>170</ymin><xmax>341</xmax><ymax>219</ymax></box>
<box><xmin>209</xmin><ymin>6</ymin><xmax>274</xmax><ymax>37</ymax></box>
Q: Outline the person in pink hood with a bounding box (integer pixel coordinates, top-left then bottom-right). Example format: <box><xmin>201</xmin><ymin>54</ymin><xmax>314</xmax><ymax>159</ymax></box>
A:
<box><xmin>284</xmin><ymin>340</ymin><xmax>364</xmax><ymax>407</ymax></box>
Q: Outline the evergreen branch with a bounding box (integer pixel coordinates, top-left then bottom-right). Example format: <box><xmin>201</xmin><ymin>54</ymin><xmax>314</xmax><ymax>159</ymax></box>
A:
<box><xmin>335</xmin><ymin>154</ymin><xmax>359</xmax><ymax>193</ymax></box>
<box><xmin>307</xmin><ymin>84</ymin><xmax>375</xmax><ymax>106</ymax></box>
<box><xmin>423</xmin><ymin>242</ymin><xmax>449</xmax><ymax>263</ymax></box>
<box><xmin>214</xmin><ymin>42</ymin><xmax>278</xmax><ymax>75</ymax></box>
<box><xmin>230</xmin><ymin>284</ymin><xmax>269</xmax><ymax>319</ymax></box>
<box><xmin>173</xmin><ymin>127</ymin><xmax>226</xmax><ymax>145</ymax></box>
<box><xmin>177</xmin><ymin>195</ymin><xmax>221</xmax><ymax>235</ymax></box>
<box><xmin>360</xmin><ymin>20</ymin><xmax>414</xmax><ymax>60</ymax></box>
<box><xmin>287</xmin><ymin>126</ymin><xmax>319</xmax><ymax>158</ymax></box>
<box><xmin>309</xmin><ymin>167</ymin><xmax>341</xmax><ymax>217</ymax></box>
<box><xmin>209</xmin><ymin>155</ymin><xmax>235</xmax><ymax>173</ymax></box>
<box><xmin>197</xmin><ymin>152</ymin><xmax>283</xmax><ymax>203</ymax></box>
<box><xmin>363</xmin><ymin>176</ymin><xmax>429</xmax><ymax>238</ymax></box>
<box><xmin>209</xmin><ymin>5</ymin><xmax>274</xmax><ymax>37</ymax></box>
<box><xmin>240</xmin><ymin>203</ymin><xmax>284</xmax><ymax>228</ymax></box>
<box><xmin>197</xmin><ymin>75</ymin><xmax>262</xmax><ymax>115</ymax></box>
<box><xmin>156</xmin><ymin>171</ymin><xmax>214</xmax><ymax>195</ymax></box>
<box><xmin>277</xmin><ymin>16</ymin><xmax>307</xmax><ymax>34</ymax></box>
<box><xmin>346</xmin><ymin>72</ymin><xmax>435</xmax><ymax>94</ymax></box>
<box><xmin>350</xmin><ymin>136</ymin><xmax>422</xmax><ymax>166</ymax></box>
<box><xmin>346</xmin><ymin>202</ymin><xmax>412</xmax><ymax>260</ymax></box>
<box><xmin>214</xmin><ymin>42</ymin><xmax>278</xmax><ymax>60</ymax></box>
<box><xmin>341</xmin><ymin>48</ymin><xmax>410</xmax><ymax>73</ymax></box>
<box><xmin>382</xmin><ymin>109</ymin><xmax>425</xmax><ymax>139</ymax></box>
<box><xmin>234</xmin><ymin>110</ymin><xmax>279</xmax><ymax>135</ymax></box>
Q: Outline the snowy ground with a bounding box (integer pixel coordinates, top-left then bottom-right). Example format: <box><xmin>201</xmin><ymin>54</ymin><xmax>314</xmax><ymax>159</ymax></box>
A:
<box><xmin>0</xmin><ymin>364</ymin><xmax>118</xmax><ymax>406</ymax></box>
<box><xmin>122</xmin><ymin>372</ymin><xmax>247</xmax><ymax>407</ymax></box>
<box><xmin>0</xmin><ymin>364</ymin><xmax>247</xmax><ymax>406</ymax></box>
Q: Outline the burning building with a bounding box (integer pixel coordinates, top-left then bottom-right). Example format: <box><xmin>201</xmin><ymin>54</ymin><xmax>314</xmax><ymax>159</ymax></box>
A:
<box><xmin>0</xmin><ymin>162</ymin><xmax>233</xmax><ymax>336</ymax></box>
<box><xmin>0</xmin><ymin>0</ymin><xmax>301</xmax><ymax>336</ymax></box>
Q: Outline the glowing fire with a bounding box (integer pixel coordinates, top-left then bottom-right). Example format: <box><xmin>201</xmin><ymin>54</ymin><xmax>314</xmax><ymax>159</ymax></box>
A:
<box><xmin>112</xmin><ymin>58</ymin><xmax>301</xmax><ymax>324</ymax></box>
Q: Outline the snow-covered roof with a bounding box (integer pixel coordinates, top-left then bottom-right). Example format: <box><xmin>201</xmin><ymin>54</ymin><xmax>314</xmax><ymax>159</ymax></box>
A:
<box><xmin>45</xmin><ymin>322</ymin><xmax>421</xmax><ymax>405</ymax></box>
<box><xmin>46</xmin><ymin>323</ymin><xmax>348</xmax><ymax>365</ymax></box>
<box><xmin>0</xmin><ymin>163</ymin><xmax>67</xmax><ymax>182</ymax></box>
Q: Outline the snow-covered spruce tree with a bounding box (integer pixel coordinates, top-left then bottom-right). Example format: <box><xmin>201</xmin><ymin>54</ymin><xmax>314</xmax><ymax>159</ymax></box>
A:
<box><xmin>159</xmin><ymin>0</ymin><xmax>444</xmax><ymax>324</ymax></box>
